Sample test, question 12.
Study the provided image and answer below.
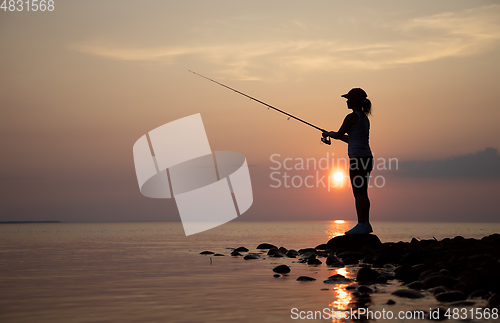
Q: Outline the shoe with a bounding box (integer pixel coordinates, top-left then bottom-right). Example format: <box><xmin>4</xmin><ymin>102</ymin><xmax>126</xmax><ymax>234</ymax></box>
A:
<box><xmin>345</xmin><ymin>223</ymin><xmax>373</xmax><ymax>235</ymax></box>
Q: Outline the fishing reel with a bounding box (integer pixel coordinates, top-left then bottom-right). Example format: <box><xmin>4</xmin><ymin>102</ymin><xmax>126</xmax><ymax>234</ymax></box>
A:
<box><xmin>321</xmin><ymin>137</ymin><xmax>331</xmax><ymax>145</ymax></box>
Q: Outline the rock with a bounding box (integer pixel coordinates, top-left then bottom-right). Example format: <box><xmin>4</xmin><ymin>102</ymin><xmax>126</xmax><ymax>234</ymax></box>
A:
<box><xmin>213</xmin><ymin>253</ymin><xmax>225</xmax><ymax>256</ymax></box>
<box><xmin>373</xmin><ymin>253</ymin><xmax>401</xmax><ymax>268</ymax></box>
<box><xmin>200</xmin><ymin>251</ymin><xmax>215</xmax><ymax>255</ymax></box>
<box><xmin>267</xmin><ymin>250</ymin><xmax>285</xmax><ymax>258</ymax></box>
<box><xmin>418</xmin><ymin>269</ymin><xmax>436</xmax><ymax>281</ymax></box>
<box><xmin>468</xmin><ymin>289</ymin><xmax>487</xmax><ymax>299</ymax></box>
<box><xmin>401</xmin><ymin>251</ymin><xmax>423</xmax><ymax>265</ymax></box>
<box><xmin>375</xmin><ymin>275</ymin><xmax>388</xmax><ymax>284</ymax></box>
<box><xmin>324</xmin><ymin>274</ymin><xmax>352</xmax><ymax>284</ymax></box>
<box><xmin>406</xmin><ymin>281</ymin><xmax>424</xmax><ymax>290</ymax></box>
<box><xmin>489</xmin><ymin>293</ymin><xmax>500</xmax><ymax>307</ymax></box>
<box><xmin>278</xmin><ymin>246</ymin><xmax>288</xmax><ymax>254</ymax></box>
<box><xmin>272</xmin><ymin>265</ymin><xmax>290</xmax><ymax>274</ymax></box>
<box><xmin>435</xmin><ymin>291</ymin><xmax>466</xmax><ymax>303</ymax></box>
<box><xmin>431</xmin><ymin>286</ymin><xmax>449</xmax><ymax>296</ymax></box>
<box><xmin>230</xmin><ymin>250</ymin><xmax>242</xmax><ymax>256</ymax></box>
<box><xmin>362</xmin><ymin>255</ymin><xmax>374</xmax><ymax>264</ymax></box>
<box><xmin>386</xmin><ymin>299</ymin><xmax>396</xmax><ymax>305</ymax></box>
<box><xmin>356</xmin><ymin>267</ymin><xmax>380</xmax><ymax>283</ymax></box>
<box><xmin>379</xmin><ymin>270</ymin><xmax>395</xmax><ymax>280</ymax></box>
<box><xmin>391</xmin><ymin>289</ymin><xmax>425</xmax><ymax>299</ymax></box>
<box><xmin>439</xmin><ymin>268</ymin><xmax>450</xmax><ymax>276</ymax></box>
<box><xmin>326</xmin><ymin>234</ymin><xmax>382</xmax><ymax>252</ymax></box>
<box><xmin>357</xmin><ymin>285</ymin><xmax>374</xmax><ymax>294</ymax></box>
<box><xmin>315</xmin><ymin>243</ymin><xmax>328</xmax><ymax>250</ymax></box>
<box><xmin>234</xmin><ymin>246</ymin><xmax>249</xmax><ymax>252</ymax></box>
<box><xmin>298</xmin><ymin>248</ymin><xmax>316</xmax><ymax>255</ymax></box>
<box><xmin>297</xmin><ymin>276</ymin><xmax>317</xmax><ymax>281</ymax></box>
<box><xmin>286</xmin><ymin>249</ymin><xmax>299</xmax><ymax>258</ymax></box>
<box><xmin>273</xmin><ymin>274</ymin><xmax>280</xmax><ymax>278</ymax></box>
<box><xmin>307</xmin><ymin>258</ymin><xmax>322</xmax><ymax>265</ymax></box>
<box><xmin>257</xmin><ymin>243</ymin><xmax>277</xmax><ymax>249</ymax></box>
<box><xmin>343</xmin><ymin>256</ymin><xmax>359</xmax><ymax>265</ymax></box>
<box><xmin>383</xmin><ymin>264</ymin><xmax>396</xmax><ymax>271</ymax></box>
<box><xmin>422</xmin><ymin>274</ymin><xmax>458</xmax><ymax>289</ymax></box>
<box><xmin>243</xmin><ymin>254</ymin><xmax>260</xmax><ymax>260</ymax></box>
<box><xmin>395</xmin><ymin>264</ymin><xmax>419</xmax><ymax>283</ymax></box>
<box><xmin>326</xmin><ymin>255</ymin><xmax>344</xmax><ymax>267</ymax></box>
<box><xmin>267</xmin><ymin>248</ymin><xmax>280</xmax><ymax>255</ymax></box>
<box><xmin>337</xmin><ymin>251</ymin><xmax>365</xmax><ymax>260</ymax></box>
<box><xmin>300</xmin><ymin>252</ymin><xmax>316</xmax><ymax>261</ymax></box>
<box><xmin>361</xmin><ymin>245</ymin><xmax>376</xmax><ymax>256</ymax></box>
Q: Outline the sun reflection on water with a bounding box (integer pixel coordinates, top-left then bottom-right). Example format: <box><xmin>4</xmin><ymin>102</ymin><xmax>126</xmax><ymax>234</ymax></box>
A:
<box><xmin>322</xmin><ymin>223</ymin><xmax>355</xmax><ymax>323</ymax></box>
<box><xmin>325</xmin><ymin>221</ymin><xmax>350</xmax><ymax>240</ymax></box>
<box><xmin>328</xmin><ymin>268</ymin><xmax>351</xmax><ymax>311</ymax></box>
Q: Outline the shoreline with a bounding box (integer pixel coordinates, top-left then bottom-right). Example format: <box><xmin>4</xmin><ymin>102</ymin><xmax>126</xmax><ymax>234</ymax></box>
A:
<box><xmin>201</xmin><ymin>233</ymin><xmax>500</xmax><ymax>320</ymax></box>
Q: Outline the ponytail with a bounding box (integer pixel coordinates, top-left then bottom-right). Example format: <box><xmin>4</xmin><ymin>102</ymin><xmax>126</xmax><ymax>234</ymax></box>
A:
<box><xmin>362</xmin><ymin>99</ymin><xmax>372</xmax><ymax>116</ymax></box>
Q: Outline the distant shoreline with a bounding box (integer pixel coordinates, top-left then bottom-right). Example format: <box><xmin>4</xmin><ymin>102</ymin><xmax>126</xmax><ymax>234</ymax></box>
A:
<box><xmin>0</xmin><ymin>221</ymin><xmax>61</xmax><ymax>224</ymax></box>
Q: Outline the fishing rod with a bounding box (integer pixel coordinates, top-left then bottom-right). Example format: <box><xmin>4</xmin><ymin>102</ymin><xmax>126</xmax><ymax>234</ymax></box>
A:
<box><xmin>189</xmin><ymin>70</ymin><xmax>331</xmax><ymax>145</ymax></box>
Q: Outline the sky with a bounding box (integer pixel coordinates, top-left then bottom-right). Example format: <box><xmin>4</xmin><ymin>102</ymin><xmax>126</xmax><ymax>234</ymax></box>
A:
<box><xmin>1</xmin><ymin>0</ymin><xmax>499</xmax><ymax>224</ymax></box>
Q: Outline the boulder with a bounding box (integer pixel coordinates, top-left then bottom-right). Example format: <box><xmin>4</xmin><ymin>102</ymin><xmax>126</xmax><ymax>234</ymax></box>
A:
<box><xmin>297</xmin><ymin>276</ymin><xmax>316</xmax><ymax>281</ymax></box>
<box><xmin>272</xmin><ymin>265</ymin><xmax>291</xmax><ymax>274</ymax></box>
<box><xmin>343</xmin><ymin>256</ymin><xmax>359</xmax><ymax>265</ymax></box>
<box><xmin>391</xmin><ymin>289</ymin><xmax>425</xmax><ymax>299</ymax></box>
<box><xmin>326</xmin><ymin>254</ymin><xmax>344</xmax><ymax>267</ymax></box>
<box><xmin>489</xmin><ymin>293</ymin><xmax>500</xmax><ymax>308</ymax></box>
<box><xmin>326</xmin><ymin>234</ymin><xmax>382</xmax><ymax>252</ymax></box>
<box><xmin>406</xmin><ymin>281</ymin><xmax>424</xmax><ymax>290</ymax></box>
<box><xmin>267</xmin><ymin>248</ymin><xmax>284</xmax><ymax>257</ymax></box>
<box><xmin>324</xmin><ymin>274</ymin><xmax>353</xmax><ymax>284</ymax></box>
<box><xmin>395</xmin><ymin>264</ymin><xmax>419</xmax><ymax>283</ymax></box>
<box><xmin>307</xmin><ymin>258</ymin><xmax>322</xmax><ymax>265</ymax></box>
<box><xmin>356</xmin><ymin>267</ymin><xmax>380</xmax><ymax>283</ymax></box>
<box><xmin>315</xmin><ymin>243</ymin><xmax>328</xmax><ymax>250</ymax></box>
<box><xmin>257</xmin><ymin>243</ymin><xmax>278</xmax><ymax>249</ymax></box>
<box><xmin>435</xmin><ymin>291</ymin><xmax>466</xmax><ymax>303</ymax></box>
<box><xmin>357</xmin><ymin>285</ymin><xmax>374</xmax><ymax>294</ymax></box>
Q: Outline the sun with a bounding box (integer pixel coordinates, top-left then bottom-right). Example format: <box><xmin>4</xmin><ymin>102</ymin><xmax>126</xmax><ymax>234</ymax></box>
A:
<box><xmin>333</xmin><ymin>171</ymin><xmax>344</xmax><ymax>181</ymax></box>
<box><xmin>334</xmin><ymin>220</ymin><xmax>345</xmax><ymax>224</ymax></box>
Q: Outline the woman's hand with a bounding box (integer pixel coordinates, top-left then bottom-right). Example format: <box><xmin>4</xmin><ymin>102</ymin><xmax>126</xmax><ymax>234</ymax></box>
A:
<box><xmin>323</xmin><ymin>131</ymin><xmax>338</xmax><ymax>138</ymax></box>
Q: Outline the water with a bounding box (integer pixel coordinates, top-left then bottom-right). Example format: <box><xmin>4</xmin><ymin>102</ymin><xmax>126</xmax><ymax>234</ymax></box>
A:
<box><xmin>1</xmin><ymin>221</ymin><xmax>499</xmax><ymax>322</ymax></box>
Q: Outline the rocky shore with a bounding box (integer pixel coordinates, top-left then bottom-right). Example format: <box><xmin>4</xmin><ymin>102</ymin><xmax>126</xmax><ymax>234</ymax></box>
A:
<box><xmin>200</xmin><ymin>233</ymin><xmax>500</xmax><ymax>318</ymax></box>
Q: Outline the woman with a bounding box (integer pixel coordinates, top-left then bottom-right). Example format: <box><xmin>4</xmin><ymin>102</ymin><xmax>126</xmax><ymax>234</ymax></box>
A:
<box><xmin>322</xmin><ymin>88</ymin><xmax>374</xmax><ymax>235</ymax></box>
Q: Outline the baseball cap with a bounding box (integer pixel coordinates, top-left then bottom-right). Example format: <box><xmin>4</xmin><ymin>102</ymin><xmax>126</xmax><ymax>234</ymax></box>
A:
<box><xmin>341</xmin><ymin>88</ymin><xmax>367</xmax><ymax>101</ymax></box>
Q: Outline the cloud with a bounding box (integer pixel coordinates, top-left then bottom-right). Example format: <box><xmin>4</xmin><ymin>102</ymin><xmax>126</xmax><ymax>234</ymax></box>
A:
<box><xmin>71</xmin><ymin>5</ymin><xmax>500</xmax><ymax>79</ymax></box>
<box><xmin>384</xmin><ymin>147</ymin><xmax>500</xmax><ymax>178</ymax></box>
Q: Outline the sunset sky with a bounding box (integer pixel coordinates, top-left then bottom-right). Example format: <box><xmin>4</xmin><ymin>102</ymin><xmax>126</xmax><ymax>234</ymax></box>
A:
<box><xmin>1</xmin><ymin>0</ymin><xmax>499</xmax><ymax>223</ymax></box>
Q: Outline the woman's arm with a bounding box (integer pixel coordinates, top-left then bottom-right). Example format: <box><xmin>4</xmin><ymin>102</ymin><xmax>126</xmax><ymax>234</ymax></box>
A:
<box><xmin>322</xmin><ymin>113</ymin><xmax>358</xmax><ymax>144</ymax></box>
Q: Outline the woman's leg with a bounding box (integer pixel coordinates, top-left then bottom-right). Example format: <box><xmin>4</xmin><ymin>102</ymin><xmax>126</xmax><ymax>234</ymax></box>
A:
<box><xmin>345</xmin><ymin>157</ymin><xmax>373</xmax><ymax>234</ymax></box>
<box><xmin>350</xmin><ymin>169</ymin><xmax>370</xmax><ymax>223</ymax></box>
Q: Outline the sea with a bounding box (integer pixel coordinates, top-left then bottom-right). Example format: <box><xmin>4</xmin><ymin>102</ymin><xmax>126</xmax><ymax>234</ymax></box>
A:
<box><xmin>1</xmin><ymin>221</ymin><xmax>500</xmax><ymax>323</ymax></box>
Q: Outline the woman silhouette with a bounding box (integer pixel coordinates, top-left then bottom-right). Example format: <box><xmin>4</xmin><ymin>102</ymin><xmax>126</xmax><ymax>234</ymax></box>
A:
<box><xmin>323</xmin><ymin>88</ymin><xmax>374</xmax><ymax>234</ymax></box>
